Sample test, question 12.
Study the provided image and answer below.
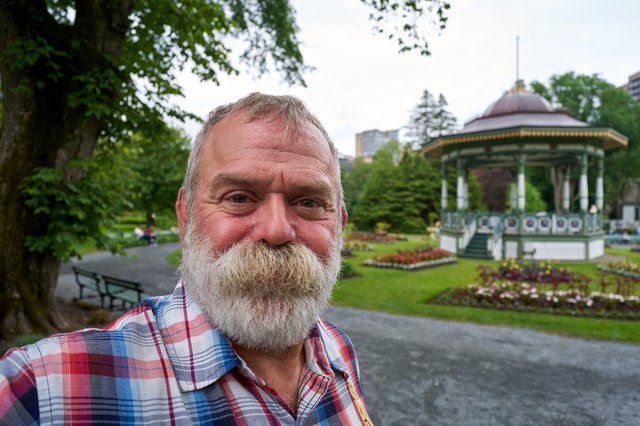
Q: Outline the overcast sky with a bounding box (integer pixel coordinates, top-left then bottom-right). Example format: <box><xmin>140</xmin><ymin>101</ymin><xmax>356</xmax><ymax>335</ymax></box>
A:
<box><xmin>173</xmin><ymin>0</ymin><xmax>640</xmax><ymax>157</ymax></box>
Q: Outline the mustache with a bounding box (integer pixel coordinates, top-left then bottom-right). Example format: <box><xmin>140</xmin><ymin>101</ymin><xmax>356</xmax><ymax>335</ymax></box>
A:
<box><xmin>209</xmin><ymin>241</ymin><xmax>328</xmax><ymax>298</ymax></box>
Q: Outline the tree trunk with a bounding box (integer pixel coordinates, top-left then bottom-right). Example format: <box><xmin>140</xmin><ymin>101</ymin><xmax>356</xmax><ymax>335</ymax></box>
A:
<box><xmin>0</xmin><ymin>0</ymin><xmax>131</xmax><ymax>341</ymax></box>
<box><xmin>0</xmin><ymin>70</ymin><xmax>103</xmax><ymax>340</ymax></box>
<box><xmin>550</xmin><ymin>166</ymin><xmax>564</xmax><ymax>213</ymax></box>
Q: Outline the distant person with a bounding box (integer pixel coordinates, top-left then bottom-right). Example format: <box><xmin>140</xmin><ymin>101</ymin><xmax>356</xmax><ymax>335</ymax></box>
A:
<box><xmin>623</xmin><ymin>231</ymin><xmax>631</xmax><ymax>244</ymax></box>
<box><xmin>147</xmin><ymin>212</ymin><xmax>157</xmax><ymax>227</ymax></box>
<box><xmin>143</xmin><ymin>224</ymin><xmax>157</xmax><ymax>246</ymax></box>
<box><xmin>133</xmin><ymin>224</ymin><xmax>144</xmax><ymax>240</ymax></box>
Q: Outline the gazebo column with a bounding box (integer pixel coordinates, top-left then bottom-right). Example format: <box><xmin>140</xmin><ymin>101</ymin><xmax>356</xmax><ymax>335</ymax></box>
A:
<box><xmin>563</xmin><ymin>166</ymin><xmax>571</xmax><ymax>212</ymax></box>
<box><xmin>441</xmin><ymin>163</ymin><xmax>448</xmax><ymax>210</ymax></box>
<box><xmin>463</xmin><ymin>169</ymin><xmax>469</xmax><ymax>210</ymax></box>
<box><xmin>517</xmin><ymin>154</ymin><xmax>526</xmax><ymax>211</ymax></box>
<box><xmin>456</xmin><ymin>158</ymin><xmax>465</xmax><ymax>211</ymax></box>
<box><xmin>510</xmin><ymin>181</ymin><xmax>517</xmax><ymax>211</ymax></box>
<box><xmin>596</xmin><ymin>158</ymin><xmax>604</xmax><ymax>211</ymax></box>
<box><xmin>517</xmin><ymin>154</ymin><xmax>526</xmax><ymax>252</ymax></box>
<box><xmin>579</xmin><ymin>153</ymin><xmax>590</xmax><ymax>235</ymax></box>
<box><xmin>579</xmin><ymin>154</ymin><xmax>589</xmax><ymax>212</ymax></box>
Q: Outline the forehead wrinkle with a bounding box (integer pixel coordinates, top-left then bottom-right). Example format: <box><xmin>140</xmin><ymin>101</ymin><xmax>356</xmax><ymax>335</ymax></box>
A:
<box><xmin>207</xmin><ymin>173</ymin><xmax>272</xmax><ymax>195</ymax></box>
<box><xmin>248</xmin><ymin>117</ymin><xmax>330</xmax><ymax>163</ymax></box>
<box><xmin>284</xmin><ymin>177</ymin><xmax>334</xmax><ymax>201</ymax></box>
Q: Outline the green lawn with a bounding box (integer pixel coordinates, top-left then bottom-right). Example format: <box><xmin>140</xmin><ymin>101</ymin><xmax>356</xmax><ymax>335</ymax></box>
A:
<box><xmin>165</xmin><ymin>249</ymin><xmax>182</xmax><ymax>267</ymax></box>
<box><xmin>164</xmin><ymin>236</ymin><xmax>640</xmax><ymax>343</ymax></box>
<box><xmin>333</xmin><ymin>236</ymin><xmax>640</xmax><ymax>343</ymax></box>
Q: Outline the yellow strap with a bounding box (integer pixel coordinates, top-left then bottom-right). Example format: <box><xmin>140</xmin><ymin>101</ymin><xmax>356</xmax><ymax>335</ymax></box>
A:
<box><xmin>348</xmin><ymin>382</ymin><xmax>373</xmax><ymax>425</ymax></box>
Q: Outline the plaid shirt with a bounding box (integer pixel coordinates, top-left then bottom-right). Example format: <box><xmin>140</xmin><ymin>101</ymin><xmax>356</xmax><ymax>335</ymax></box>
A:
<box><xmin>0</xmin><ymin>281</ymin><xmax>372</xmax><ymax>425</ymax></box>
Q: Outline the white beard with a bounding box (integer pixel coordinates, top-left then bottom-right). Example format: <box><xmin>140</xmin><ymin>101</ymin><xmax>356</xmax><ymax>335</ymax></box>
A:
<box><xmin>179</xmin><ymin>228</ymin><xmax>342</xmax><ymax>353</ymax></box>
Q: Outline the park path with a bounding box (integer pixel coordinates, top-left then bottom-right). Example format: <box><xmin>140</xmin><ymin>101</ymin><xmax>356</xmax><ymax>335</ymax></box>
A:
<box><xmin>58</xmin><ymin>244</ymin><xmax>640</xmax><ymax>426</ymax></box>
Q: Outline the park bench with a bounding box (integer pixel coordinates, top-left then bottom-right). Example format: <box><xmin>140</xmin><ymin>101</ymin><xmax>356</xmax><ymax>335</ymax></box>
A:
<box><xmin>71</xmin><ymin>266</ymin><xmax>149</xmax><ymax>311</ymax></box>
<box><xmin>103</xmin><ymin>275</ymin><xmax>149</xmax><ymax>310</ymax></box>
<box><xmin>523</xmin><ymin>248</ymin><xmax>536</xmax><ymax>260</ymax></box>
<box><xmin>72</xmin><ymin>266</ymin><xmax>107</xmax><ymax>308</ymax></box>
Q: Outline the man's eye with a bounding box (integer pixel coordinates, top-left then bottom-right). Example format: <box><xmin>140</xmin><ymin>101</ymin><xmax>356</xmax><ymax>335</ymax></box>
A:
<box><xmin>229</xmin><ymin>194</ymin><xmax>250</xmax><ymax>203</ymax></box>
<box><xmin>298</xmin><ymin>199</ymin><xmax>321</xmax><ymax>208</ymax></box>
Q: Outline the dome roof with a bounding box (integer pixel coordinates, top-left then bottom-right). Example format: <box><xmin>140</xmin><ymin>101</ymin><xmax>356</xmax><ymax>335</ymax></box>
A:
<box><xmin>482</xmin><ymin>88</ymin><xmax>553</xmax><ymax>117</ymax></box>
<box><xmin>457</xmin><ymin>82</ymin><xmax>586</xmax><ymax>134</ymax></box>
<box><xmin>422</xmin><ymin>81</ymin><xmax>629</xmax><ymax>157</ymax></box>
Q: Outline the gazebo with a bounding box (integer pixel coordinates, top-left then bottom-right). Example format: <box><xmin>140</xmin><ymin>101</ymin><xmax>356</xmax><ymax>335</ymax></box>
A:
<box><xmin>424</xmin><ymin>83</ymin><xmax>628</xmax><ymax>261</ymax></box>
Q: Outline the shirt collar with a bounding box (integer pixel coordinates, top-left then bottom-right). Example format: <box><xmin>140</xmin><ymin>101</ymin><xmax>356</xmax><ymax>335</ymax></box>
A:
<box><xmin>155</xmin><ymin>281</ymin><xmax>241</xmax><ymax>392</ymax></box>
<box><xmin>154</xmin><ymin>281</ymin><xmax>351</xmax><ymax>392</ymax></box>
<box><xmin>314</xmin><ymin>318</ymin><xmax>352</xmax><ymax>379</ymax></box>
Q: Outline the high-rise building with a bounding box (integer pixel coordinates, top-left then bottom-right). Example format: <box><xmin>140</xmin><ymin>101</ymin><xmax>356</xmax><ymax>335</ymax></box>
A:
<box><xmin>338</xmin><ymin>153</ymin><xmax>354</xmax><ymax>172</ymax></box>
<box><xmin>354</xmin><ymin>129</ymin><xmax>399</xmax><ymax>162</ymax></box>
<box><xmin>623</xmin><ymin>70</ymin><xmax>640</xmax><ymax>102</ymax></box>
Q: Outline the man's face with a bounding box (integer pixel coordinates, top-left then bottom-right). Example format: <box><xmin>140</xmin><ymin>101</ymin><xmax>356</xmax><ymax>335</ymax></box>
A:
<box><xmin>176</xmin><ymin>111</ymin><xmax>347</xmax><ymax>352</ymax></box>
<box><xmin>179</xmin><ymin>111</ymin><xmax>345</xmax><ymax>259</ymax></box>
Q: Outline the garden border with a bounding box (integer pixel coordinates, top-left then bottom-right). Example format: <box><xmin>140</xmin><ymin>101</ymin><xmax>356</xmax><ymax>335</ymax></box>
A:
<box><xmin>363</xmin><ymin>256</ymin><xmax>456</xmax><ymax>271</ymax></box>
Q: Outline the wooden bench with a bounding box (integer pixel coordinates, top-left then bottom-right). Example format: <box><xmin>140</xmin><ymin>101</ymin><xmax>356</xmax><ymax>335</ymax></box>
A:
<box><xmin>71</xmin><ymin>266</ymin><xmax>149</xmax><ymax>310</ymax></box>
<box><xmin>102</xmin><ymin>274</ymin><xmax>149</xmax><ymax>310</ymax></box>
<box><xmin>523</xmin><ymin>248</ymin><xmax>537</xmax><ymax>260</ymax></box>
<box><xmin>72</xmin><ymin>266</ymin><xmax>108</xmax><ymax>308</ymax></box>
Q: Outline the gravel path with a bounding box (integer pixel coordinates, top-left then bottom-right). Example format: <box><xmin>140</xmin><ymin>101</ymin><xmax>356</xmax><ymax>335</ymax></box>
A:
<box><xmin>57</xmin><ymin>244</ymin><xmax>640</xmax><ymax>425</ymax></box>
<box><xmin>324</xmin><ymin>307</ymin><xmax>640</xmax><ymax>426</ymax></box>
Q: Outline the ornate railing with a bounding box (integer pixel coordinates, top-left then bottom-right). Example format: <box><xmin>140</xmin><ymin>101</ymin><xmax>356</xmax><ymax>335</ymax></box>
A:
<box><xmin>442</xmin><ymin>210</ymin><xmax>602</xmax><ymax>235</ymax></box>
<box><xmin>442</xmin><ymin>210</ymin><xmax>476</xmax><ymax>231</ymax></box>
<box><xmin>460</xmin><ymin>213</ymin><xmax>477</xmax><ymax>250</ymax></box>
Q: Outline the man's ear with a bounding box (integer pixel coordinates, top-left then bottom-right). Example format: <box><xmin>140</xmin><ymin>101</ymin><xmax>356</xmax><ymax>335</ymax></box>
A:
<box><xmin>340</xmin><ymin>205</ymin><xmax>348</xmax><ymax>231</ymax></box>
<box><xmin>176</xmin><ymin>187</ymin><xmax>188</xmax><ymax>241</ymax></box>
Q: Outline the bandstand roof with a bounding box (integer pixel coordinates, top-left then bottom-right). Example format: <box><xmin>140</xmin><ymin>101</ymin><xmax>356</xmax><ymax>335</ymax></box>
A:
<box><xmin>423</xmin><ymin>84</ymin><xmax>628</xmax><ymax>159</ymax></box>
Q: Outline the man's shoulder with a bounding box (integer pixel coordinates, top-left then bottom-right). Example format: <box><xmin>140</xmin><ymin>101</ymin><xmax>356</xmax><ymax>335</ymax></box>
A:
<box><xmin>20</xmin><ymin>297</ymin><xmax>167</xmax><ymax>364</ymax></box>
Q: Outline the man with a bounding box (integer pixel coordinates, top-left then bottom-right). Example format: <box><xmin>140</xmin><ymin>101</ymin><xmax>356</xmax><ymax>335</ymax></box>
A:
<box><xmin>0</xmin><ymin>93</ymin><xmax>372</xmax><ymax>425</ymax></box>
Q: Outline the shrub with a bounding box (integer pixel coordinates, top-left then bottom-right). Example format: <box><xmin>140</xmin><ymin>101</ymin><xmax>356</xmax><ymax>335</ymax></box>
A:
<box><xmin>339</xmin><ymin>261</ymin><xmax>360</xmax><ymax>279</ymax></box>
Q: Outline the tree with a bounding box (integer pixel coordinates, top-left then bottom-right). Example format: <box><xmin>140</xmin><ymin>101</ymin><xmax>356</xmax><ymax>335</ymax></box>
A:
<box><xmin>343</xmin><ymin>157</ymin><xmax>373</xmax><ymax>218</ymax></box>
<box><xmin>0</xmin><ymin>1</ymin><xmax>450</xmax><ymax>340</ymax></box>
<box><xmin>406</xmin><ymin>89</ymin><xmax>457</xmax><ymax>148</ymax></box>
<box><xmin>126</xmin><ymin>126</ymin><xmax>191</xmax><ymax>219</ymax></box>
<box><xmin>352</xmin><ymin>142</ymin><xmax>446</xmax><ymax>233</ymax></box>
<box><xmin>351</xmin><ymin>141</ymin><xmax>402</xmax><ymax>230</ymax></box>
<box><xmin>505</xmin><ymin>181</ymin><xmax>547</xmax><ymax>212</ymax></box>
<box><xmin>473</xmin><ymin>169</ymin><xmax>512</xmax><ymax>211</ymax></box>
<box><xmin>532</xmin><ymin>73</ymin><xmax>640</xmax><ymax>217</ymax></box>
<box><xmin>396</xmin><ymin>146</ymin><xmax>441</xmax><ymax>228</ymax></box>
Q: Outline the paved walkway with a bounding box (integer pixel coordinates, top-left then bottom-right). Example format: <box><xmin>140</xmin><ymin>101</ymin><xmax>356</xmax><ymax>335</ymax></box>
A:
<box><xmin>58</xmin><ymin>244</ymin><xmax>640</xmax><ymax>426</ymax></box>
<box><xmin>58</xmin><ymin>242</ymin><xmax>180</xmax><ymax>301</ymax></box>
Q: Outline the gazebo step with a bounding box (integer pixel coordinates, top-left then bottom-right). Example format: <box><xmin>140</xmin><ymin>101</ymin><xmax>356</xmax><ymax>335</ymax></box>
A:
<box><xmin>459</xmin><ymin>253</ymin><xmax>493</xmax><ymax>260</ymax></box>
<box><xmin>462</xmin><ymin>233</ymin><xmax>490</xmax><ymax>258</ymax></box>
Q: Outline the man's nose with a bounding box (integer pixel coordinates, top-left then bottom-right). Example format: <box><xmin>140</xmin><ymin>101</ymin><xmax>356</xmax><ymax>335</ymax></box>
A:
<box><xmin>254</xmin><ymin>195</ymin><xmax>296</xmax><ymax>247</ymax></box>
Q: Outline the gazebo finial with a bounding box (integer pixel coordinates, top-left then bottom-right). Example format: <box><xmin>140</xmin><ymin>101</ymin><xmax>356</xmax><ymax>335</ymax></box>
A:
<box><xmin>512</xmin><ymin>36</ymin><xmax>526</xmax><ymax>93</ymax></box>
<box><xmin>510</xmin><ymin>80</ymin><xmax>526</xmax><ymax>93</ymax></box>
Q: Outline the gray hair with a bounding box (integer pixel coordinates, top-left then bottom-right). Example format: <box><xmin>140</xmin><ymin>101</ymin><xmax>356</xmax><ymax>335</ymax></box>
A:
<box><xmin>182</xmin><ymin>93</ymin><xmax>344</xmax><ymax>218</ymax></box>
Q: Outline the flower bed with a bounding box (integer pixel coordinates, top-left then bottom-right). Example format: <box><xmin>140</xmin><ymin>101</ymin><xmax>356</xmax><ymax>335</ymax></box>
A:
<box><xmin>364</xmin><ymin>248</ymin><xmax>455</xmax><ymax>271</ymax></box>
<box><xmin>346</xmin><ymin>233</ymin><xmax>406</xmax><ymax>244</ymax></box>
<box><xmin>479</xmin><ymin>258</ymin><xmax>590</xmax><ymax>286</ymax></box>
<box><xmin>430</xmin><ymin>282</ymin><xmax>640</xmax><ymax>320</ymax></box>
<box><xmin>430</xmin><ymin>261</ymin><xmax>640</xmax><ymax>320</ymax></box>
<box><xmin>598</xmin><ymin>260</ymin><xmax>640</xmax><ymax>280</ymax></box>
<box><xmin>343</xmin><ymin>242</ymin><xmax>375</xmax><ymax>251</ymax></box>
